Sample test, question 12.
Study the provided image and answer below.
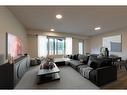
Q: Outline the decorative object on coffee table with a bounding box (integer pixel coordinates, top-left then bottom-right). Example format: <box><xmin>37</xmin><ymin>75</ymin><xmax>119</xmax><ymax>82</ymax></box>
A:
<box><xmin>41</xmin><ymin>56</ymin><xmax>55</xmax><ymax>69</ymax></box>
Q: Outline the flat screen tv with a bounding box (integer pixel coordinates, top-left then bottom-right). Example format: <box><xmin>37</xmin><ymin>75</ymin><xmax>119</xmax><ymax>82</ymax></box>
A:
<box><xmin>6</xmin><ymin>33</ymin><xmax>23</xmax><ymax>59</ymax></box>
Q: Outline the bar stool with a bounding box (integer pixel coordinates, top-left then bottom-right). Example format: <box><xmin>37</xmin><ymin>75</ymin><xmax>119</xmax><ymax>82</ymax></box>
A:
<box><xmin>116</xmin><ymin>60</ymin><xmax>127</xmax><ymax>71</ymax></box>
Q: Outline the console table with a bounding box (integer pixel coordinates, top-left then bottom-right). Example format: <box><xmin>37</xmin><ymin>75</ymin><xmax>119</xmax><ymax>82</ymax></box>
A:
<box><xmin>0</xmin><ymin>55</ymin><xmax>30</xmax><ymax>89</ymax></box>
<box><xmin>37</xmin><ymin>63</ymin><xmax>60</xmax><ymax>84</ymax></box>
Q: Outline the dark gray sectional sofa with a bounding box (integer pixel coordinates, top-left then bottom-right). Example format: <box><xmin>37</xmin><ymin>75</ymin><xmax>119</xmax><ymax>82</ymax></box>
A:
<box><xmin>67</xmin><ymin>54</ymin><xmax>117</xmax><ymax>86</ymax></box>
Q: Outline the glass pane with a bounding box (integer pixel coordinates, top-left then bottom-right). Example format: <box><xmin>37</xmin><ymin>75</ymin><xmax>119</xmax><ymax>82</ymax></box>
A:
<box><xmin>49</xmin><ymin>38</ymin><xmax>54</xmax><ymax>55</ymax></box>
<box><xmin>79</xmin><ymin>42</ymin><xmax>83</xmax><ymax>54</ymax></box>
<box><xmin>48</xmin><ymin>37</ymin><xmax>65</xmax><ymax>55</ymax></box>
<box><xmin>55</xmin><ymin>39</ymin><xmax>57</xmax><ymax>55</ymax></box>
<box><xmin>57</xmin><ymin>38</ymin><xmax>65</xmax><ymax>55</ymax></box>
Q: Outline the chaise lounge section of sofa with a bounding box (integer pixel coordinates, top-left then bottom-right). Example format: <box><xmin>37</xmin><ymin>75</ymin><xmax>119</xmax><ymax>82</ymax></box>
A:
<box><xmin>67</xmin><ymin>54</ymin><xmax>117</xmax><ymax>86</ymax></box>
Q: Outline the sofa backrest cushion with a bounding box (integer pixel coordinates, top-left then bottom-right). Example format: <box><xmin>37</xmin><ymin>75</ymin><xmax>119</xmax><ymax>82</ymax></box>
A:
<box><xmin>69</xmin><ymin>55</ymin><xmax>73</xmax><ymax>59</ymax></box>
<box><xmin>73</xmin><ymin>54</ymin><xmax>79</xmax><ymax>60</ymax></box>
<box><xmin>88</xmin><ymin>55</ymin><xmax>112</xmax><ymax>69</ymax></box>
<box><xmin>99</xmin><ymin>58</ymin><xmax>112</xmax><ymax>67</ymax></box>
<box><xmin>88</xmin><ymin>56</ymin><xmax>95</xmax><ymax>67</ymax></box>
<box><xmin>78</xmin><ymin>54</ymin><xmax>89</xmax><ymax>64</ymax></box>
<box><xmin>89</xmin><ymin>61</ymin><xmax>98</xmax><ymax>69</ymax></box>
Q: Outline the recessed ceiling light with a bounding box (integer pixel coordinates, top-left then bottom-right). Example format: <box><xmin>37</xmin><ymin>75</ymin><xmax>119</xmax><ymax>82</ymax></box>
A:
<box><xmin>50</xmin><ymin>29</ymin><xmax>55</xmax><ymax>31</ymax></box>
<box><xmin>94</xmin><ymin>27</ymin><xmax>101</xmax><ymax>31</ymax></box>
<box><xmin>56</xmin><ymin>14</ymin><xmax>62</xmax><ymax>19</ymax></box>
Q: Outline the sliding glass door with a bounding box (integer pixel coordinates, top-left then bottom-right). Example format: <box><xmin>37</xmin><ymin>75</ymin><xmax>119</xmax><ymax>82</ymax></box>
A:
<box><xmin>57</xmin><ymin>38</ymin><xmax>65</xmax><ymax>55</ymax></box>
<box><xmin>38</xmin><ymin>36</ymin><xmax>72</xmax><ymax>57</ymax></box>
<box><xmin>48</xmin><ymin>38</ymin><xmax>54</xmax><ymax>55</ymax></box>
<box><xmin>48</xmin><ymin>37</ymin><xmax>65</xmax><ymax>55</ymax></box>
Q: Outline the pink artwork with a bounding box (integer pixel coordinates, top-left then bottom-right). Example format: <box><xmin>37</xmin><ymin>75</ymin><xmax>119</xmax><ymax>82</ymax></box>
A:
<box><xmin>8</xmin><ymin>33</ymin><xmax>23</xmax><ymax>58</ymax></box>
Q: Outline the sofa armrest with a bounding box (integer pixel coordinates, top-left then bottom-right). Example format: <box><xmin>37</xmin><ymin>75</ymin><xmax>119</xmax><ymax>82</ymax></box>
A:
<box><xmin>90</xmin><ymin>66</ymin><xmax>117</xmax><ymax>86</ymax></box>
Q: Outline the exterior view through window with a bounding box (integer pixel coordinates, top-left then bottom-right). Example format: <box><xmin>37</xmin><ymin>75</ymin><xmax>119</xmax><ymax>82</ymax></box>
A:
<box><xmin>48</xmin><ymin>37</ymin><xmax>65</xmax><ymax>55</ymax></box>
<box><xmin>38</xmin><ymin>36</ymin><xmax>72</xmax><ymax>57</ymax></box>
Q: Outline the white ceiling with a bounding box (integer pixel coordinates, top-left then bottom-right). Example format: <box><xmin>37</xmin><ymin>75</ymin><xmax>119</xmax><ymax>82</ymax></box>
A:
<box><xmin>8</xmin><ymin>6</ymin><xmax>127</xmax><ymax>36</ymax></box>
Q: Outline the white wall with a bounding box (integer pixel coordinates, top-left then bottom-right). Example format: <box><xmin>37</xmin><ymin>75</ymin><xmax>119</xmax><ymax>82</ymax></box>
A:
<box><xmin>72</xmin><ymin>38</ymin><xmax>79</xmax><ymax>54</ymax></box>
<box><xmin>84</xmin><ymin>39</ymin><xmax>91</xmax><ymax>54</ymax></box>
<box><xmin>72</xmin><ymin>38</ymin><xmax>91</xmax><ymax>54</ymax></box>
<box><xmin>90</xmin><ymin>28</ymin><xmax>127</xmax><ymax>59</ymax></box>
<box><xmin>27</xmin><ymin>35</ymin><xmax>38</xmax><ymax>58</ymax></box>
<box><xmin>0</xmin><ymin>7</ymin><xmax>28</xmax><ymax>61</ymax></box>
<box><xmin>27</xmin><ymin>30</ymin><xmax>90</xmax><ymax>39</ymax></box>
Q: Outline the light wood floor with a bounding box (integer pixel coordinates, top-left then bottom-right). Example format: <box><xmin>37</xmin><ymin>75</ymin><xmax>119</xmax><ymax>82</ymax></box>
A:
<box><xmin>102</xmin><ymin>67</ymin><xmax>127</xmax><ymax>89</ymax></box>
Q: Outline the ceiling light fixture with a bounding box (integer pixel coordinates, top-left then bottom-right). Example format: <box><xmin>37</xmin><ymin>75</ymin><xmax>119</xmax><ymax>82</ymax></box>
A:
<box><xmin>94</xmin><ymin>27</ymin><xmax>101</xmax><ymax>31</ymax></box>
<box><xmin>50</xmin><ymin>29</ymin><xmax>55</xmax><ymax>31</ymax></box>
<box><xmin>56</xmin><ymin>14</ymin><xmax>62</xmax><ymax>19</ymax></box>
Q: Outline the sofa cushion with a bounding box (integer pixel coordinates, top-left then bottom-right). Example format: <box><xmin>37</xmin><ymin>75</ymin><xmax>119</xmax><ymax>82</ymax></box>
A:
<box><xmin>94</xmin><ymin>58</ymin><xmax>112</xmax><ymax>67</ymax></box>
<box><xmin>78</xmin><ymin>54</ymin><xmax>89</xmax><ymax>64</ymax></box>
<box><xmin>72</xmin><ymin>55</ymin><xmax>77</xmax><ymax>59</ymax></box>
<box><xmin>88</xmin><ymin>56</ymin><xmax>112</xmax><ymax>69</ymax></box>
<box><xmin>92</xmin><ymin>59</ymin><xmax>102</xmax><ymax>68</ymax></box>
<box><xmin>69</xmin><ymin>55</ymin><xmax>74</xmax><ymax>59</ymax></box>
<box><xmin>69</xmin><ymin>60</ymin><xmax>80</xmax><ymax>66</ymax></box>
<box><xmin>82</xmin><ymin>67</ymin><xmax>93</xmax><ymax>79</ymax></box>
<box><xmin>89</xmin><ymin>61</ymin><xmax>98</xmax><ymax>69</ymax></box>
<box><xmin>89</xmin><ymin>69</ymin><xmax>97</xmax><ymax>83</ymax></box>
<box><xmin>77</xmin><ymin>65</ymin><xmax>93</xmax><ymax>79</ymax></box>
<box><xmin>69</xmin><ymin>60</ymin><xmax>83</xmax><ymax>69</ymax></box>
<box><xmin>100</xmin><ymin>58</ymin><xmax>112</xmax><ymax>67</ymax></box>
<box><xmin>88</xmin><ymin>58</ymin><xmax>99</xmax><ymax>69</ymax></box>
<box><xmin>87</xmin><ymin>56</ymin><xmax>94</xmax><ymax>67</ymax></box>
<box><xmin>73</xmin><ymin>54</ymin><xmax>79</xmax><ymax>60</ymax></box>
<box><xmin>77</xmin><ymin>65</ymin><xmax>88</xmax><ymax>73</ymax></box>
<box><xmin>78</xmin><ymin>54</ymin><xmax>84</xmax><ymax>60</ymax></box>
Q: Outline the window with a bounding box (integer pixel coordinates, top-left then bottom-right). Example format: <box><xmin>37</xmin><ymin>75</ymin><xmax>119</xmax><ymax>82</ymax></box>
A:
<box><xmin>48</xmin><ymin>37</ymin><xmax>65</xmax><ymax>55</ymax></box>
<box><xmin>79</xmin><ymin>41</ymin><xmax>84</xmax><ymax>54</ymax></box>
<box><xmin>57</xmin><ymin>38</ymin><xmax>65</xmax><ymax>55</ymax></box>
<box><xmin>38</xmin><ymin>36</ymin><xmax>72</xmax><ymax>57</ymax></box>
<box><xmin>48</xmin><ymin>38</ymin><xmax>54</xmax><ymax>55</ymax></box>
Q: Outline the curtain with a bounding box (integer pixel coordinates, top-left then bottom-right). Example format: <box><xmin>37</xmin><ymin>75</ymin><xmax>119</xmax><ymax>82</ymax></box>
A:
<box><xmin>65</xmin><ymin>37</ymin><xmax>72</xmax><ymax>55</ymax></box>
<box><xmin>38</xmin><ymin>36</ymin><xmax>48</xmax><ymax>57</ymax></box>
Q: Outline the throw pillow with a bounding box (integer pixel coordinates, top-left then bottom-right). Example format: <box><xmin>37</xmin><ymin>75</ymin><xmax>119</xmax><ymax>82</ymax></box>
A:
<box><xmin>73</xmin><ymin>55</ymin><xmax>77</xmax><ymax>60</ymax></box>
<box><xmin>83</xmin><ymin>56</ymin><xmax>89</xmax><ymax>64</ymax></box>
<box><xmin>76</xmin><ymin>54</ymin><xmax>79</xmax><ymax>60</ymax></box>
<box><xmin>87</xmin><ymin>58</ymin><xmax>92</xmax><ymax>67</ymax></box>
<box><xmin>90</xmin><ymin>61</ymin><xmax>97</xmax><ymax>69</ymax></box>
<box><xmin>92</xmin><ymin>58</ymin><xmax>102</xmax><ymax>68</ymax></box>
<box><xmin>70</xmin><ymin>55</ymin><xmax>72</xmax><ymax>59</ymax></box>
